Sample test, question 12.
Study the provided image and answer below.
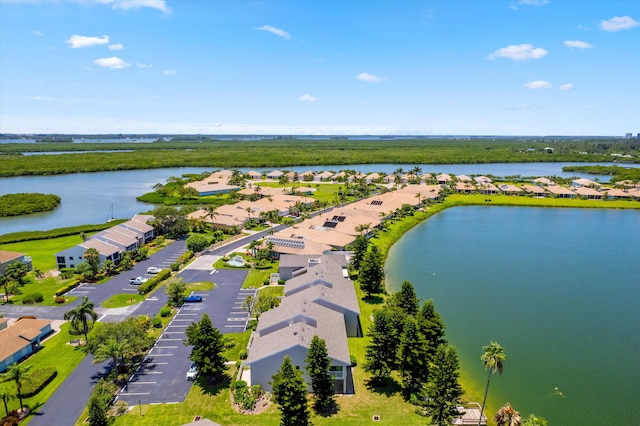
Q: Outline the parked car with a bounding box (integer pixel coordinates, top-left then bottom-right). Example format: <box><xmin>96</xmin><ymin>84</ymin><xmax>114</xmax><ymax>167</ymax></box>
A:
<box><xmin>129</xmin><ymin>276</ymin><xmax>149</xmax><ymax>285</ymax></box>
<box><xmin>186</xmin><ymin>362</ymin><xmax>198</xmax><ymax>380</ymax></box>
<box><xmin>183</xmin><ymin>295</ymin><xmax>203</xmax><ymax>303</ymax></box>
<box><xmin>146</xmin><ymin>266</ymin><xmax>162</xmax><ymax>274</ymax></box>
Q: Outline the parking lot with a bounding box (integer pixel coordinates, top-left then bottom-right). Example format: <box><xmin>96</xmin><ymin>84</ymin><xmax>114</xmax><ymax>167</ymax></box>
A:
<box><xmin>116</xmin><ymin>255</ymin><xmax>256</xmax><ymax>405</ymax></box>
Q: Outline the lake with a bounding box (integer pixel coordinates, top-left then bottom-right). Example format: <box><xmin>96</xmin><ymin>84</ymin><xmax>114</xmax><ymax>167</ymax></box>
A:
<box><xmin>385</xmin><ymin>206</ymin><xmax>640</xmax><ymax>425</ymax></box>
<box><xmin>0</xmin><ymin>162</ymin><xmax>630</xmax><ymax>236</ymax></box>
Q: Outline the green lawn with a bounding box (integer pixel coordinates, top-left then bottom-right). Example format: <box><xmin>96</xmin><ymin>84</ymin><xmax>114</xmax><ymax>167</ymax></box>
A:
<box><xmin>185</xmin><ymin>281</ymin><xmax>215</xmax><ymax>292</ymax></box>
<box><xmin>101</xmin><ymin>293</ymin><xmax>144</xmax><ymax>308</ymax></box>
<box><xmin>0</xmin><ymin>234</ymin><xmax>85</xmax><ymax>272</ymax></box>
<box><xmin>10</xmin><ymin>276</ymin><xmax>78</xmax><ymax>306</ymax></box>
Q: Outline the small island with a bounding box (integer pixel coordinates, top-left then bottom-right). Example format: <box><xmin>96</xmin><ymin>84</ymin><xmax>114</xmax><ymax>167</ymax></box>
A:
<box><xmin>0</xmin><ymin>193</ymin><xmax>61</xmax><ymax>217</ymax></box>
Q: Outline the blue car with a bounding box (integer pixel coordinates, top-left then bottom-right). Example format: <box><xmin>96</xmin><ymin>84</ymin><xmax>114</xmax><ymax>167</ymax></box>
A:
<box><xmin>183</xmin><ymin>295</ymin><xmax>203</xmax><ymax>303</ymax></box>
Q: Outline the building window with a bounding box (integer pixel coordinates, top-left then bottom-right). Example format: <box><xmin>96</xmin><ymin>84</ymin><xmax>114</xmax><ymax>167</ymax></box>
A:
<box><xmin>69</xmin><ymin>257</ymin><xmax>73</xmax><ymax>260</ymax></box>
<box><xmin>329</xmin><ymin>366</ymin><xmax>344</xmax><ymax>379</ymax></box>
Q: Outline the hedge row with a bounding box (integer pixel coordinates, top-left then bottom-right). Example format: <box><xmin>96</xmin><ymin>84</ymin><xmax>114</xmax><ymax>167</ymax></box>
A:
<box><xmin>55</xmin><ymin>279</ymin><xmax>80</xmax><ymax>296</ymax></box>
<box><xmin>19</xmin><ymin>367</ymin><xmax>57</xmax><ymax>398</ymax></box>
<box><xmin>137</xmin><ymin>269</ymin><xmax>171</xmax><ymax>295</ymax></box>
<box><xmin>0</xmin><ymin>220</ymin><xmax>127</xmax><ymax>244</ymax></box>
<box><xmin>176</xmin><ymin>250</ymin><xmax>194</xmax><ymax>266</ymax></box>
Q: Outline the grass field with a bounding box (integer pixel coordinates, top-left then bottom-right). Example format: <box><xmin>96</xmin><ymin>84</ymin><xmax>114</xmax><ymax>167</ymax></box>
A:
<box><xmin>101</xmin><ymin>293</ymin><xmax>144</xmax><ymax>308</ymax></box>
<box><xmin>0</xmin><ymin>234</ymin><xmax>83</xmax><ymax>272</ymax></box>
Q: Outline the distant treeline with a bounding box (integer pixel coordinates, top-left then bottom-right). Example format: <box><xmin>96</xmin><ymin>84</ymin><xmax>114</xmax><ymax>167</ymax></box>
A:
<box><xmin>562</xmin><ymin>165</ymin><xmax>640</xmax><ymax>182</ymax></box>
<box><xmin>0</xmin><ymin>138</ymin><xmax>637</xmax><ymax>177</ymax></box>
<box><xmin>0</xmin><ymin>193</ymin><xmax>61</xmax><ymax>217</ymax></box>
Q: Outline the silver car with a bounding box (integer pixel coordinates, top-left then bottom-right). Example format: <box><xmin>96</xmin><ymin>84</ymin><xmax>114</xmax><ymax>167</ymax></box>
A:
<box><xmin>186</xmin><ymin>362</ymin><xmax>198</xmax><ymax>380</ymax></box>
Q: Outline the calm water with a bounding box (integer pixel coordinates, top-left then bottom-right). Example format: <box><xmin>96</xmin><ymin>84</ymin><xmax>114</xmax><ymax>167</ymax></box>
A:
<box><xmin>0</xmin><ymin>163</ymin><xmax>629</xmax><ymax>236</ymax></box>
<box><xmin>386</xmin><ymin>207</ymin><xmax>640</xmax><ymax>425</ymax></box>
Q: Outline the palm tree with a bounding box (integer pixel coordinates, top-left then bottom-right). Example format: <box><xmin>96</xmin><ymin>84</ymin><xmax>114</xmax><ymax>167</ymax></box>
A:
<box><xmin>494</xmin><ymin>403</ymin><xmax>522</xmax><ymax>426</ymax></box>
<box><xmin>205</xmin><ymin>205</ymin><xmax>218</xmax><ymax>229</ymax></box>
<box><xmin>478</xmin><ymin>341</ymin><xmax>506</xmax><ymax>426</ymax></box>
<box><xmin>2</xmin><ymin>363</ymin><xmax>32</xmax><ymax>412</ymax></box>
<box><xmin>94</xmin><ymin>337</ymin><xmax>131</xmax><ymax>373</ymax></box>
<box><xmin>63</xmin><ymin>296</ymin><xmax>98</xmax><ymax>343</ymax></box>
<box><xmin>0</xmin><ymin>385</ymin><xmax>16</xmax><ymax>416</ymax></box>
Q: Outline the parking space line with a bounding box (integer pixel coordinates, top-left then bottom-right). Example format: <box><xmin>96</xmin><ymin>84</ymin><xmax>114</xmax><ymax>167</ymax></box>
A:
<box><xmin>151</xmin><ymin>345</ymin><xmax>178</xmax><ymax>349</ymax></box>
<box><xmin>145</xmin><ymin>353</ymin><xmax>174</xmax><ymax>357</ymax></box>
<box><xmin>120</xmin><ymin>392</ymin><xmax>150</xmax><ymax>396</ymax></box>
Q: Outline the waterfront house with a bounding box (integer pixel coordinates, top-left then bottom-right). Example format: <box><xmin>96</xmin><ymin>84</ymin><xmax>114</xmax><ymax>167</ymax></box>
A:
<box><xmin>455</xmin><ymin>182</ymin><xmax>475</xmax><ymax>194</ymax></box>
<box><xmin>533</xmin><ymin>177</ymin><xmax>556</xmax><ymax>186</ymax></box>
<box><xmin>573</xmin><ymin>186</ymin><xmax>602</xmax><ymax>199</ymax></box>
<box><xmin>315</xmin><ymin>171</ymin><xmax>334</xmax><ymax>182</ymax></box>
<box><xmin>246</xmin><ymin>170</ymin><xmax>262</xmax><ymax>180</ymax></box>
<box><xmin>244</xmin><ymin>254</ymin><xmax>357</xmax><ymax>393</ymax></box>
<box><xmin>0</xmin><ymin>250</ymin><xmax>32</xmax><ymax>275</ymax></box>
<box><xmin>266</xmin><ymin>170</ymin><xmax>284</xmax><ymax>180</ymax></box>
<box><xmin>0</xmin><ymin>318</ymin><xmax>53</xmax><ymax>372</ymax></box>
<box><xmin>437</xmin><ymin>174</ymin><xmax>452</xmax><ymax>185</ymax></box>
<box><xmin>572</xmin><ymin>178</ymin><xmax>601</xmax><ymax>188</ymax></box>
<box><xmin>521</xmin><ymin>184</ymin><xmax>547</xmax><ymax>197</ymax></box>
<box><xmin>545</xmin><ymin>185</ymin><xmax>576</xmax><ymax>198</ymax></box>
<box><xmin>456</xmin><ymin>174</ymin><xmax>472</xmax><ymax>182</ymax></box>
<box><xmin>498</xmin><ymin>184</ymin><xmax>524</xmax><ymax>195</ymax></box>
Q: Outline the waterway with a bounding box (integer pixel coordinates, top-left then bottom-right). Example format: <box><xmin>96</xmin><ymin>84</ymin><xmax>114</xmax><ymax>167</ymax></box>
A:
<box><xmin>385</xmin><ymin>206</ymin><xmax>640</xmax><ymax>425</ymax></box>
<box><xmin>0</xmin><ymin>162</ymin><xmax>632</xmax><ymax>236</ymax></box>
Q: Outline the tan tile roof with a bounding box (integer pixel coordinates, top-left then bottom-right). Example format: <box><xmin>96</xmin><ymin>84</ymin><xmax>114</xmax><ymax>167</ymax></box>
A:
<box><xmin>0</xmin><ymin>250</ymin><xmax>24</xmax><ymax>265</ymax></box>
<box><xmin>522</xmin><ymin>184</ymin><xmax>546</xmax><ymax>194</ymax></box>
<box><xmin>545</xmin><ymin>185</ymin><xmax>576</xmax><ymax>196</ymax></box>
<box><xmin>0</xmin><ymin>319</ymin><xmax>52</xmax><ymax>365</ymax></box>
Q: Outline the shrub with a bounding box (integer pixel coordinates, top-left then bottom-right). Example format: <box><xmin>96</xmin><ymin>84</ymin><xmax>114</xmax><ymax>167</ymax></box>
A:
<box><xmin>278</xmin><ymin>279</ymin><xmax>285</xmax><ymax>285</ymax></box>
<box><xmin>222</xmin><ymin>256</ymin><xmax>230</xmax><ymax>262</ymax></box>
<box><xmin>59</xmin><ymin>268</ymin><xmax>75</xmax><ymax>279</ymax></box>
<box><xmin>19</xmin><ymin>367</ymin><xmax>57</xmax><ymax>398</ymax></box>
<box><xmin>170</xmin><ymin>261</ymin><xmax>180</xmax><ymax>271</ymax></box>
<box><xmin>55</xmin><ymin>296</ymin><xmax>66</xmax><ymax>304</ymax></box>
<box><xmin>263</xmin><ymin>278</ymin><xmax>270</xmax><ymax>286</ymax></box>
<box><xmin>137</xmin><ymin>269</ymin><xmax>171</xmax><ymax>295</ymax></box>
<box><xmin>350</xmin><ymin>354</ymin><xmax>358</xmax><ymax>367</ymax></box>
<box><xmin>176</xmin><ymin>250</ymin><xmax>194</xmax><ymax>266</ymax></box>
<box><xmin>152</xmin><ymin>317</ymin><xmax>163</xmax><ymax>328</ymax></box>
<box><xmin>54</xmin><ymin>279</ymin><xmax>80</xmax><ymax>296</ymax></box>
<box><xmin>239</xmin><ymin>349</ymin><xmax>248</xmax><ymax>360</ymax></box>
<box><xmin>159</xmin><ymin>307</ymin><xmax>172</xmax><ymax>317</ymax></box>
<box><xmin>0</xmin><ymin>410</ymin><xmax>20</xmax><ymax>426</ymax></box>
<box><xmin>17</xmin><ymin>315</ymin><xmax>36</xmax><ymax>321</ymax></box>
<box><xmin>23</xmin><ymin>292</ymin><xmax>44</xmax><ymax>304</ymax></box>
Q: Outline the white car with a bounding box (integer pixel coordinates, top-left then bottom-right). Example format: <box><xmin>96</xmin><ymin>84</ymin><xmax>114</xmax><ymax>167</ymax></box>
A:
<box><xmin>146</xmin><ymin>266</ymin><xmax>162</xmax><ymax>274</ymax></box>
<box><xmin>129</xmin><ymin>276</ymin><xmax>148</xmax><ymax>285</ymax></box>
<box><xmin>186</xmin><ymin>362</ymin><xmax>198</xmax><ymax>380</ymax></box>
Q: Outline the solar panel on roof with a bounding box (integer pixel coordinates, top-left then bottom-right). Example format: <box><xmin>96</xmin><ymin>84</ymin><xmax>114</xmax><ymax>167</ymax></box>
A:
<box><xmin>323</xmin><ymin>221</ymin><xmax>338</xmax><ymax>228</ymax></box>
<box><xmin>332</xmin><ymin>215</ymin><xmax>346</xmax><ymax>222</ymax></box>
<box><xmin>371</xmin><ymin>200</ymin><xmax>383</xmax><ymax>206</ymax></box>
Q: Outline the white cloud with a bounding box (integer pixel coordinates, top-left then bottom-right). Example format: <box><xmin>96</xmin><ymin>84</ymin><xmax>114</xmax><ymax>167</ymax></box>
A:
<box><xmin>101</xmin><ymin>0</ymin><xmax>170</xmax><ymax>13</ymax></box>
<box><xmin>298</xmin><ymin>94</ymin><xmax>318</xmax><ymax>102</ymax></box>
<box><xmin>67</xmin><ymin>34</ymin><xmax>109</xmax><ymax>48</ymax></box>
<box><xmin>356</xmin><ymin>72</ymin><xmax>383</xmax><ymax>82</ymax></box>
<box><xmin>487</xmin><ymin>44</ymin><xmax>548</xmax><ymax>60</ymax></box>
<box><xmin>137</xmin><ymin>63</ymin><xmax>152</xmax><ymax>68</ymax></box>
<box><xmin>599</xmin><ymin>16</ymin><xmax>640</xmax><ymax>32</ymax></box>
<box><xmin>163</xmin><ymin>69</ymin><xmax>175</xmax><ymax>76</ymax></box>
<box><xmin>564</xmin><ymin>40</ymin><xmax>592</xmax><ymax>49</ymax></box>
<box><xmin>509</xmin><ymin>0</ymin><xmax>548</xmax><ymax>9</ymax></box>
<box><xmin>94</xmin><ymin>56</ymin><xmax>130</xmax><ymax>69</ymax></box>
<box><xmin>559</xmin><ymin>83</ymin><xmax>574</xmax><ymax>91</ymax></box>
<box><xmin>108</xmin><ymin>43</ymin><xmax>124</xmax><ymax>50</ymax></box>
<box><xmin>32</xmin><ymin>30</ymin><xmax>43</xmax><ymax>36</ymax></box>
<box><xmin>525</xmin><ymin>80</ymin><xmax>552</xmax><ymax>89</ymax></box>
<box><xmin>257</xmin><ymin>25</ymin><xmax>290</xmax><ymax>39</ymax></box>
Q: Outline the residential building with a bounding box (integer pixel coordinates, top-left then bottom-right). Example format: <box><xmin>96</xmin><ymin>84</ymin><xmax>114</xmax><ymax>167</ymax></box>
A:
<box><xmin>0</xmin><ymin>318</ymin><xmax>53</xmax><ymax>372</ymax></box>
<box><xmin>0</xmin><ymin>250</ymin><xmax>32</xmax><ymax>275</ymax></box>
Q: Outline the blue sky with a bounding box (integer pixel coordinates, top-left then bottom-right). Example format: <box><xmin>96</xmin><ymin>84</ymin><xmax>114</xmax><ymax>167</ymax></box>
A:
<box><xmin>0</xmin><ymin>0</ymin><xmax>638</xmax><ymax>136</ymax></box>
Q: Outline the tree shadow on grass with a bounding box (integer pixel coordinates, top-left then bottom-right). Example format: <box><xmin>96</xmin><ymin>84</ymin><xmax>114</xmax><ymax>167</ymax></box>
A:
<box><xmin>365</xmin><ymin>377</ymin><xmax>402</xmax><ymax>398</ymax></box>
<box><xmin>314</xmin><ymin>400</ymin><xmax>341</xmax><ymax>418</ymax></box>
<box><xmin>362</xmin><ymin>295</ymin><xmax>384</xmax><ymax>305</ymax></box>
<box><xmin>199</xmin><ymin>373</ymin><xmax>231</xmax><ymax>397</ymax></box>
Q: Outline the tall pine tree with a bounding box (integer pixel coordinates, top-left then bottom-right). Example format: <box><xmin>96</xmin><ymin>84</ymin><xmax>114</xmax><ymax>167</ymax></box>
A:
<box><xmin>350</xmin><ymin>234</ymin><xmax>368</xmax><ymax>271</ymax></box>
<box><xmin>305</xmin><ymin>335</ymin><xmax>336</xmax><ymax>413</ymax></box>
<box><xmin>364</xmin><ymin>309</ymin><xmax>398</xmax><ymax>384</ymax></box>
<box><xmin>359</xmin><ymin>245</ymin><xmax>385</xmax><ymax>296</ymax></box>
<box><xmin>426</xmin><ymin>344</ymin><xmax>463</xmax><ymax>426</ymax></box>
<box><xmin>417</xmin><ymin>299</ymin><xmax>447</xmax><ymax>363</ymax></box>
<box><xmin>184</xmin><ymin>313</ymin><xmax>228</xmax><ymax>380</ymax></box>
<box><xmin>271</xmin><ymin>356</ymin><xmax>310</xmax><ymax>426</ymax></box>
<box><xmin>398</xmin><ymin>316</ymin><xmax>430</xmax><ymax>395</ymax></box>
<box><xmin>394</xmin><ymin>280</ymin><xmax>420</xmax><ymax>316</ymax></box>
